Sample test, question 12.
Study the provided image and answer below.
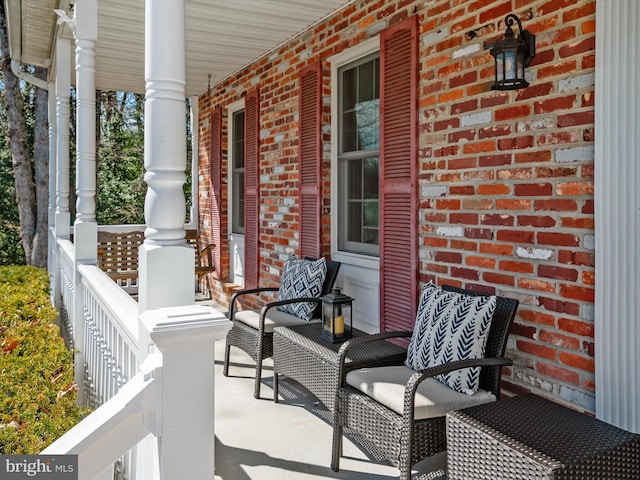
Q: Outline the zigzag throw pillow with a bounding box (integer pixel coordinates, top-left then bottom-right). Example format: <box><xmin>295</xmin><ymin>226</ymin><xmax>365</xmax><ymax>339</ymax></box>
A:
<box><xmin>276</xmin><ymin>255</ymin><xmax>327</xmax><ymax>321</ymax></box>
<box><xmin>405</xmin><ymin>282</ymin><xmax>497</xmax><ymax>395</ymax></box>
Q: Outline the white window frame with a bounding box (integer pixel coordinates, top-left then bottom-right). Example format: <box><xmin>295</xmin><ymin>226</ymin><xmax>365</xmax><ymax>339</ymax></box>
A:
<box><xmin>227</xmin><ymin>99</ymin><xmax>245</xmax><ymax>236</ymax></box>
<box><xmin>329</xmin><ymin>36</ymin><xmax>380</xmax><ymax>270</ymax></box>
<box><xmin>228</xmin><ymin>99</ymin><xmax>245</xmax><ymax>286</ymax></box>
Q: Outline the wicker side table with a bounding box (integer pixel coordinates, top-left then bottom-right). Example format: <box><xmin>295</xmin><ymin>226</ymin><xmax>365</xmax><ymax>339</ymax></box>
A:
<box><xmin>273</xmin><ymin>322</ymin><xmax>406</xmax><ymax>412</ymax></box>
<box><xmin>447</xmin><ymin>394</ymin><xmax>640</xmax><ymax>480</ymax></box>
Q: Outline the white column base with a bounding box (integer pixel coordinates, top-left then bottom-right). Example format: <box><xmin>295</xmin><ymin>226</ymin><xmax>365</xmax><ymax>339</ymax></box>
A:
<box><xmin>74</xmin><ymin>220</ymin><xmax>97</xmax><ymax>263</ymax></box>
<box><xmin>138</xmin><ymin>244</ymin><xmax>195</xmax><ymax>312</ymax></box>
<box><xmin>140</xmin><ymin>305</ymin><xmax>230</xmax><ymax>480</ymax></box>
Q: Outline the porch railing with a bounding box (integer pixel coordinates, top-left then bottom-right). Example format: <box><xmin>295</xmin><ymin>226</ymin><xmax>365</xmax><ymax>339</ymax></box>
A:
<box><xmin>80</xmin><ymin>263</ymin><xmax>139</xmax><ymax>407</ymax></box>
<box><xmin>57</xmin><ymin>238</ymin><xmax>76</xmax><ymax>349</ymax></box>
<box><xmin>45</xmin><ymin>229</ymin><xmax>230</xmax><ymax>480</ymax></box>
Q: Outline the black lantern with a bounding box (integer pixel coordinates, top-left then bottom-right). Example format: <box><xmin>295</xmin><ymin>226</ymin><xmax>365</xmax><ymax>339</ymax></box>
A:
<box><xmin>490</xmin><ymin>14</ymin><xmax>536</xmax><ymax>90</ymax></box>
<box><xmin>321</xmin><ymin>287</ymin><xmax>353</xmax><ymax>343</ymax></box>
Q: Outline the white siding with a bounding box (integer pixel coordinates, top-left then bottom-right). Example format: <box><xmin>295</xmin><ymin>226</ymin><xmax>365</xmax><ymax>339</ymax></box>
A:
<box><xmin>594</xmin><ymin>0</ymin><xmax>640</xmax><ymax>433</ymax></box>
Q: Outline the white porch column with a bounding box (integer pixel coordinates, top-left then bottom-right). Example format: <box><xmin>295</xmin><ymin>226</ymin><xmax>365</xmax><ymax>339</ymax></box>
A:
<box><xmin>71</xmin><ymin>1</ymin><xmax>98</xmax><ymax>408</ymax></box>
<box><xmin>188</xmin><ymin>96</ymin><xmax>199</xmax><ymax>229</ymax></box>
<box><xmin>139</xmin><ymin>0</ymin><xmax>194</xmax><ymax>312</ymax></box>
<box><xmin>48</xmin><ymin>82</ymin><xmax>57</xmax><ymax>233</ymax></box>
<box><xmin>55</xmin><ymin>38</ymin><xmax>72</xmax><ymax>240</ymax></box>
<box><xmin>595</xmin><ymin>0</ymin><xmax>640</xmax><ymax>433</ymax></box>
<box><xmin>48</xmin><ymin>80</ymin><xmax>58</xmax><ymax>302</ymax></box>
<box><xmin>73</xmin><ymin>0</ymin><xmax>98</xmax><ymax>262</ymax></box>
<box><xmin>52</xmin><ymin>37</ymin><xmax>77</xmax><ymax>398</ymax></box>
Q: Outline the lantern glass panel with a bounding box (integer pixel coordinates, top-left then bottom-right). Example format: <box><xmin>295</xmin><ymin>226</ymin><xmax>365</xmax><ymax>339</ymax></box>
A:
<box><xmin>338</xmin><ymin>303</ymin><xmax>352</xmax><ymax>336</ymax></box>
<box><xmin>322</xmin><ymin>303</ymin><xmax>334</xmax><ymax>334</ymax></box>
<box><xmin>496</xmin><ymin>55</ymin><xmax>504</xmax><ymax>81</ymax></box>
<box><xmin>505</xmin><ymin>50</ymin><xmax>516</xmax><ymax>80</ymax></box>
<box><xmin>518</xmin><ymin>54</ymin><xmax>525</xmax><ymax>79</ymax></box>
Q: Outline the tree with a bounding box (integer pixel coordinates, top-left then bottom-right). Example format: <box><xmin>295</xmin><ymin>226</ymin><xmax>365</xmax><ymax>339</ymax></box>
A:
<box><xmin>0</xmin><ymin>106</ymin><xmax>23</xmax><ymax>265</ymax></box>
<box><xmin>95</xmin><ymin>90</ymin><xmax>146</xmax><ymax>225</ymax></box>
<box><xmin>0</xmin><ymin>4</ymin><xmax>48</xmax><ymax>267</ymax></box>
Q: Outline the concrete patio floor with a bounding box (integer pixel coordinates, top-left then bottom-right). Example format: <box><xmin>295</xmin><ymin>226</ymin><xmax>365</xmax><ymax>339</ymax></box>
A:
<box><xmin>213</xmin><ymin>337</ymin><xmax>447</xmax><ymax>480</ymax></box>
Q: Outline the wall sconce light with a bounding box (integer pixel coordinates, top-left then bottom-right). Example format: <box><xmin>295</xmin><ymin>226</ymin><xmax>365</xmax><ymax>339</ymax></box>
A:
<box><xmin>490</xmin><ymin>14</ymin><xmax>536</xmax><ymax>90</ymax></box>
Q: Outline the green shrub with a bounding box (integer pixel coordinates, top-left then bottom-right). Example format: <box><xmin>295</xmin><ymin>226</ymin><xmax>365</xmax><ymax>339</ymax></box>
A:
<box><xmin>0</xmin><ymin>266</ymin><xmax>89</xmax><ymax>454</ymax></box>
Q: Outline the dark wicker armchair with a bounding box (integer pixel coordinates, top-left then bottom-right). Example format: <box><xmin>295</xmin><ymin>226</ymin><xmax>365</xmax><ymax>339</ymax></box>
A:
<box><xmin>331</xmin><ymin>285</ymin><xmax>519</xmax><ymax>480</ymax></box>
<box><xmin>223</xmin><ymin>258</ymin><xmax>341</xmax><ymax>398</ymax></box>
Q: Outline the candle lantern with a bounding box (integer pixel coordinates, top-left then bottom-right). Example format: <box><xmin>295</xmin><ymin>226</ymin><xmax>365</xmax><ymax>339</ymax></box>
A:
<box><xmin>321</xmin><ymin>287</ymin><xmax>353</xmax><ymax>343</ymax></box>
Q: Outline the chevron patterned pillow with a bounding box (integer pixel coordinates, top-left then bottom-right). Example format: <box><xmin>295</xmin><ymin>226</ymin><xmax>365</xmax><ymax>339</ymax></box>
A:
<box><xmin>276</xmin><ymin>255</ymin><xmax>327</xmax><ymax>321</ymax></box>
<box><xmin>405</xmin><ymin>283</ymin><xmax>497</xmax><ymax>395</ymax></box>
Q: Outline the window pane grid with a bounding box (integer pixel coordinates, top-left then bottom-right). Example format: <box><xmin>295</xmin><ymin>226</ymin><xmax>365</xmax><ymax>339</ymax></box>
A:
<box><xmin>338</xmin><ymin>53</ymin><xmax>380</xmax><ymax>256</ymax></box>
<box><xmin>340</xmin><ymin>57</ymin><xmax>380</xmax><ymax>154</ymax></box>
<box><xmin>345</xmin><ymin>157</ymin><xmax>379</xmax><ymax>247</ymax></box>
<box><xmin>232</xmin><ymin>110</ymin><xmax>245</xmax><ymax>234</ymax></box>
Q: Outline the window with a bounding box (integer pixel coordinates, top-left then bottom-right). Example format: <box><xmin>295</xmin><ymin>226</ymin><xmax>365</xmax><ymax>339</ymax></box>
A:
<box><xmin>231</xmin><ymin>110</ymin><xmax>245</xmax><ymax>234</ymax></box>
<box><xmin>338</xmin><ymin>53</ymin><xmax>380</xmax><ymax>256</ymax></box>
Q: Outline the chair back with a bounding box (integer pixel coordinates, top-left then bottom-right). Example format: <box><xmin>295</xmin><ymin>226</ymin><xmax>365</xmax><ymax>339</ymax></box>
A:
<box><xmin>321</xmin><ymin>260</ymin><xmax>342</xmax><ymax>296</ymax></box>
<box><xmin>441</xmin><ymin>285</ymin><xmax>519</xmax><ymax>397</ymax></box>
<box><xmin>304</xmin><ymin>257</ymin><xmax>341</xmax><ymax>319</ymax></box>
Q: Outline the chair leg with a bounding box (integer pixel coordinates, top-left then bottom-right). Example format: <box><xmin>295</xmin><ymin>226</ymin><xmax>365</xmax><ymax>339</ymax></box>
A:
<box><xmin>331</xmin><ymin>423</ymin><xmax>343</xmax><ymax>472</ymax></box>
<box><xmin>399</xmin><ymin>438</ymin><xmax>413</xmax><ymax>480</ymax></box>
<box><xmin>254</xmin><ymin>357</ymin><xmax>263</xmax><ymax>399</ymax></box>
<box><xmin>223</xmin><ymin>342</ymin><xmax>231</xmax><ymax>377</ymax></box>
<box><xmin>273</xmin><ymin>373</ymin><xmax>279</xmax><ymax>403</ymax></box>
<box><xmin>399</xmin><ymin>465</ymin><xmax>412</xmax><ymax>480</ymax></box>
<box><xmin>253</xmin><ymin>333</ymin><xmax>267</xmax><ymax>399</ymax></box>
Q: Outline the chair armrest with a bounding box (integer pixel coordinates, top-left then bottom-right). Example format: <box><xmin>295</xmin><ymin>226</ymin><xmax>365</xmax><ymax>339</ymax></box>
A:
<box><xmin>402</xmin><ymin>357</ymin><xmax>513</xmax><ymax>421</ymax></box>
<box><xmin>228</xmin><ymin>287</ymin><xmax>279</xmax><ymax>319</ymax></box>
<box><xmin>336</xmin><ymin>331</ymin><xmax>412</xmax><ymax>385</ymax></box>
<box><xmin>195</xmin><ymin>244</ymin><xmax>216</xmax><ymax>278</ymax></box>
<box><xmin>197</xmin><ymin>243</ymin><xmax>216</xmax><ymax>263</ymax></box>
<box><xmin>256</xmin><ymin>297</ymin><xmax>323</xmax><ymax>334</ymax></box>
<box><xmin>261</xmin><ymin>297</ymin><xmax>322</xmax><ymax>313</ymax></box>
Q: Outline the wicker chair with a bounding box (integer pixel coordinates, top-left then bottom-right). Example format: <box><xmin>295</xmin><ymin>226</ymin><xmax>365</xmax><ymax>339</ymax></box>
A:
<box><xmin>223</xmin><ymin>258</ymin><xmax>341</xmax><ymax>398</ymax></box>
<box><xmin>331</xmin><ymin>285</ymin><xmax>519</xmax><ymax>480</ymax></box>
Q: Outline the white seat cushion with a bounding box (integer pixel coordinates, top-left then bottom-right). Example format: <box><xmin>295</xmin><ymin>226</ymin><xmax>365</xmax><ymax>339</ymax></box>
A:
<box><xmin>346</xmin><ymin>365</ymin><xmax>496</xmax><ymax>420</ymax></box>
<box><xmin>234</xmin><ymin>308</ymin><xmax>311</xmax><ymax>333</ymax></box>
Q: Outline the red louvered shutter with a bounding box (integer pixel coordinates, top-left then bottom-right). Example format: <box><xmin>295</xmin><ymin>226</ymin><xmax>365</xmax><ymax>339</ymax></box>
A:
<box><xmin>210</xmin><ymin>106</ymin><xmax>222</xmax><ymax>279</ymax></box>
<box><xmin>244</xmin><ymin>90</ymin><xmax>260</xmax><ymax>289</ymax></box>
<box><xmin>299</xmin><ymin>62</ymin><xmax>323</xmax><ymax>259</ymax></box>
<box><xmin>379</xmin><ymin>17</ymin><xmax>418</xmax><ymax>332</ymax></box>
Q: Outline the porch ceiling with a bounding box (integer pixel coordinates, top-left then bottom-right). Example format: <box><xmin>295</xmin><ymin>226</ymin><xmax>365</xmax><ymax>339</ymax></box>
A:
<box><xmin>4</xmin><ymin>0</ymin><xmax>354</xmax><ymax>97</ymax></box>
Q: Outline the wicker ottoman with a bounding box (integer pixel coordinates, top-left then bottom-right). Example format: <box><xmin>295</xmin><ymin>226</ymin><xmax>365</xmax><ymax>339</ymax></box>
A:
<box><xmin>447</xmin><ymin>394</ymin><xmax>640</xmax><ymax>480</ymax></box>
<box><xmin>273</xmin><ymin>322</ymin><xmax>406</xmax><ymax>412</ymax></box>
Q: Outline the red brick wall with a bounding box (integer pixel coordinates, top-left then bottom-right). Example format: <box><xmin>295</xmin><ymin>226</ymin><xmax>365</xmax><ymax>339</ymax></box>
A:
<box><xmin>198</xmin><ymin>0</ymin><xmax>596</xmax><ymax>413</ymax></box>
